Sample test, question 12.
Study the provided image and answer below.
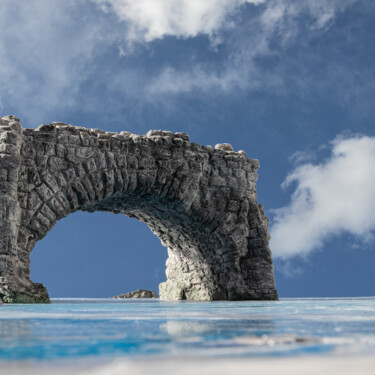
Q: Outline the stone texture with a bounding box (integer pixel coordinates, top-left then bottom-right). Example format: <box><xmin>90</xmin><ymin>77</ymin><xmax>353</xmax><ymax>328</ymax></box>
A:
<box><xmin>112</xmin><ymin>289</ymin><xmax>158</xmax><ymax>299</ymax></box>
<box><xmin>215</xmin><ymin>143</ymin><xmax>234</xmax><ymax>152</ymax></box>
<box><xmin>0</xmin><ymin>115</ymin><xmax>278</xmax><ymax>303</ymax></box>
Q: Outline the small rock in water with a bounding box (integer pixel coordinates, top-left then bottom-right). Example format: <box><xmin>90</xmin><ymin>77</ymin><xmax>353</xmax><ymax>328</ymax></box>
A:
<box><xmin>111</xmin><ymin>289</ymin><xmax>158</xmax><ymax>299</ymax></box>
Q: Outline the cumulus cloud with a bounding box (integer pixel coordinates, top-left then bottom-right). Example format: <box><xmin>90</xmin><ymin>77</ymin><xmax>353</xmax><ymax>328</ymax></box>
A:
<box><xmin>93</xmin><ymin>0</ymin><xmax>265</xmax><ymax>42</ymax></box>
<box><xmin>0</xmin><ymin>0</ymin><xmax>366</xmax><ymax>124</ymax></box>
<box><xmin>270</xmin><ymin>135</ymin><xmax>375</xmax><ymax>259</ymax></box>
<box><xmin>0</xmin><ymin>0</ymin><xmax>271</xmax><ymax>123</ymax></box>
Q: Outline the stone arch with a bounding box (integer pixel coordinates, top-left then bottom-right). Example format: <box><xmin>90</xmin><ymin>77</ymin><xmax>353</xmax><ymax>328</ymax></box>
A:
<box><xmin>0</xmin><ymin>116</ymin><xmax>278</xmax><ymax>303</ymax></box>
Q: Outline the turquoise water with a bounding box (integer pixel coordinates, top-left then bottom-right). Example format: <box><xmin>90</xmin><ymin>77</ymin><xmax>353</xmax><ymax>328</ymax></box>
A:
<box><xmin>0</xmin><ymin>298</ymin><xmax>374</xmax><ymax>361</ymax></box>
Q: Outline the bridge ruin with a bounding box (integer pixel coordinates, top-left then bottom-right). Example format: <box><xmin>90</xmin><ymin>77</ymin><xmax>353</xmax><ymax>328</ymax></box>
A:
<box><xmin>0</xmin><ymin>115</ymin><xmax>278</xmax><ymax>303</ymax></box>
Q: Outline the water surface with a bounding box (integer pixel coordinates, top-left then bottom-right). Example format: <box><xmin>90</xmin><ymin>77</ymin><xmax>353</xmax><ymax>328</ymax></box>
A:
<box><xmin>0</xmin><ymin>298</ymin><xmax>374</xmax><ymax>361</ymax></box>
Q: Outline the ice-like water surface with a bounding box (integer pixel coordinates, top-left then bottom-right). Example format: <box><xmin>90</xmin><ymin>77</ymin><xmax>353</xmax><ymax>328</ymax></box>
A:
<box><xmin>0</xmin><ymin>298</ymin><xmax>374</xmax><ymax>361</ymax></box>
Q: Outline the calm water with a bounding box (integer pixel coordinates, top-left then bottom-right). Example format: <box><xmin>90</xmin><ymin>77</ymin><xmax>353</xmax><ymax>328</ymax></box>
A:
<box><xmin>0</xmin><ymin>298</ymin><xmax>374</xmax><ymax>361</ymax></box>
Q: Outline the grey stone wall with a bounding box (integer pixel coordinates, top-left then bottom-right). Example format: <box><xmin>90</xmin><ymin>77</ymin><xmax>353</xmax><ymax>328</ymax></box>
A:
<box><xmin>0</xmin><ymin>116</ymin><xmax>278</xmax><ymax>303</ymax></box>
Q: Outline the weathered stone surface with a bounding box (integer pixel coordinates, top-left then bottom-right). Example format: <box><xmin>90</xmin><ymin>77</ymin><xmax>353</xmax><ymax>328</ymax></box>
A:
<box><xmin>0</xmin><ymin>115</ymin><xmax>278</xmax><ymax>303</ymax></box>
<box><xmin>112</xmin><ymin>289</ymin><xmax>158</xmax><ymax>299</ymax></box>
<box><xmin>215</xmin><ymin>143</ymin><xmax>234</xmax><ymax>152</ymax></box>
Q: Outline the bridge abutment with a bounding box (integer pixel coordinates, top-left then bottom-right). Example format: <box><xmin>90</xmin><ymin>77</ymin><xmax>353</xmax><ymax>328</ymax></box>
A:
<box><xmin>0</xmin><ymin>116</ymin><xmax>49</xmax><ymax>302</ymax></box>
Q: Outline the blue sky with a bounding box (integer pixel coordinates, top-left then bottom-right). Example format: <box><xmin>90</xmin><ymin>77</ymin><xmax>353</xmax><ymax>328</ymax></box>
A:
<box><xmin>1</xmin><ymin>0</ymin><xmax>375</xmax><ymax>297</ymax></box>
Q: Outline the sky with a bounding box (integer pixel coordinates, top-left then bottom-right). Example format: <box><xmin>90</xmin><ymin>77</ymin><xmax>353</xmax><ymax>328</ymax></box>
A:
<box><xmin>1</xmin><ymin>0</ymin><xmax>375</xmax><ymax>298</ymax></box>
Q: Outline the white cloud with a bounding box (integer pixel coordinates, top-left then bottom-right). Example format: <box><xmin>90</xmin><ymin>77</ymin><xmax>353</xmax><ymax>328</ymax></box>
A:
<box><xmin>0</xmin><ymin>0</ymin><xmax>122</xmax><ymax>125</ymax></box>
<box><xmin>93</xmin><ymin>0</ymin><xmax>265</xmax><ymax>42</ymax></box>
<box><xmin>270</xmin><ymin>135</ymin><xmax>375</xmax><ymax>259</ymax></box>
<box><xmin>0</xmin><ymin>0</ymin><xmax>366</xmax><ymax>124</ymax></box>
<box><xmin>145</xmin><ymin>0</ymin><xmax>359</xmax><ymax>95</ymax></box>
<box><xmin>147</xmin><ymin>65</ymin><xmax>255</xmax><ymax>95</ymax></box>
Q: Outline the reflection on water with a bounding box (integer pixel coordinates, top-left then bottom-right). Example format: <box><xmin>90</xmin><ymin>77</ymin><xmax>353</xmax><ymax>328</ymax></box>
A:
<box><xmin>0</xmin><ymin>319</ymin><xmax>30</xmax><ymax>340</ymax></box>
<box><xmin>0</xmin><ymin>298</ymin><xmax>374</xmax><ymax>361</ymax></box>
<box><xmin>160</xmin><ymin>319</ymin><xmax>275</xmax><ymax>336</ymax></box>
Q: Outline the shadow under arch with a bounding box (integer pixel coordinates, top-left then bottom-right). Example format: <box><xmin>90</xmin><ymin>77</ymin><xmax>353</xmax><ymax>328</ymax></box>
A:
<box><xmin>0</xmin><ymin>116</ymin><xmax>278</xmax><ymax>302</ymax></box>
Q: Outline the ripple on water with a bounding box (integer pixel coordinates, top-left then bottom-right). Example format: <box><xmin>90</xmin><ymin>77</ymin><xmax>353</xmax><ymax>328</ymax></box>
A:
<box><xmin>0</xmin><ymin>298</ymin><xmax>374</xmax><ymax>361</ymax></box>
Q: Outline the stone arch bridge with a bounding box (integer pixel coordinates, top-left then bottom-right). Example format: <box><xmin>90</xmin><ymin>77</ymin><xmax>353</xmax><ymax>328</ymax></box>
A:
<box><xmin>0</xmin><ymin>115</ymin><xmax>277</xmax><ymax>303</ymax></box>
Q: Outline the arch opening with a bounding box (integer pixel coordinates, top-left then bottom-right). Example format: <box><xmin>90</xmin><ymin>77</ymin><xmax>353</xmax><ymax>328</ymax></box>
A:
<box><xmin>30</xmin><ymin>211</ymin><xmax>168</xmax><ymax>298</ymax></box>
<box><xmin>25</xmin><ymin>186</ymin><xmax>229</xmax><ymax>301</ymax></box>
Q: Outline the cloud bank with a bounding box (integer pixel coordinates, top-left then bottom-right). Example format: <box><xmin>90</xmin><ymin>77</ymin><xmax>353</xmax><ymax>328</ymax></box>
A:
<box><xmin>0</xmin><ymin>0</ymin><xmax>115</xmax><ymax>124</ymax></box>
<box><xmin>0</xmin><ymin>0</ymin><xmax>367</xmax><ymax>125</ymax></box>
<box><xmin>144</xmin><ymin>0</ymin><xmax>359</xmax><ymax>95</ymax></box>
<box><xmin>93</xmin><ymin>0</ymin><xmax>265</xmax><ymax>42</ymax></box>
<box><xmin>270</xmin><ymin>135</ymin><xmax>375</xmax><ymax>258</ymax></box>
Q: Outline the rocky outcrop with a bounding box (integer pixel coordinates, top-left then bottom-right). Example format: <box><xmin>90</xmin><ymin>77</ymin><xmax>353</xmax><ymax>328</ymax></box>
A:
<box><xmin>112</xmin><ymin>289</ymin><xmax>158</xmax><ymax>299</ymax></box>
<box><xmin>0</xmin><ymin>116</ymin><xmax>278</xmax><ymax>303</ymax></box>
